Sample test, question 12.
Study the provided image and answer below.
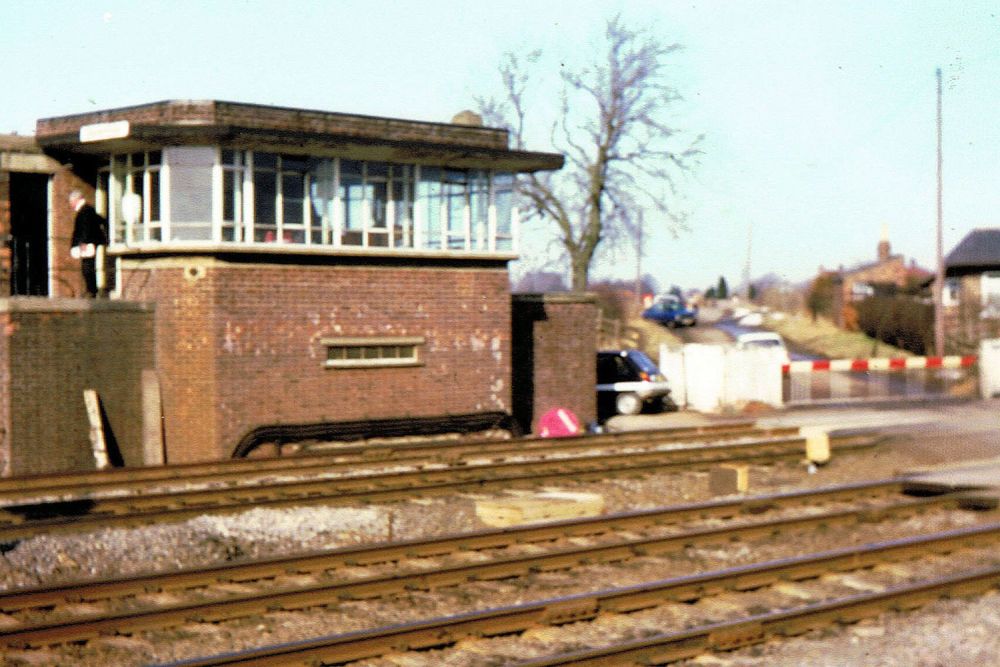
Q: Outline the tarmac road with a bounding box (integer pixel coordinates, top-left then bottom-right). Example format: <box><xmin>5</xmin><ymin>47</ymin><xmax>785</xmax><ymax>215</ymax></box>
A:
<box><xmin>609</xmin><ymin>397</ymin><xmax>1000</xmax><ymax>466</ymax></box>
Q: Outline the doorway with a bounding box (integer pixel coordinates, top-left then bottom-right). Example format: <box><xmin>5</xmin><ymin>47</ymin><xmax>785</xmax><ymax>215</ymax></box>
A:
<box><xmin>9</xmin><ymin>173</ymin><xmax>49</xmax><ymax>296</ymax></box>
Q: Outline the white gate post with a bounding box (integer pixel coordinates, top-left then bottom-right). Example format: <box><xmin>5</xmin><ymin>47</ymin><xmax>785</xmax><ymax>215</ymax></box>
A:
<box><xmin>979</xmin><ymin>338</ymin><xmax>1000</xmax><ymax>398</ymax></box>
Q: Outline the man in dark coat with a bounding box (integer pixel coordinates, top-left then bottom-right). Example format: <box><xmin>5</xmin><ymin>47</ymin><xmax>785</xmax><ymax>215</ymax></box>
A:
<box><xmin>69</xmin><ymin>190</ymin><xmax>109</xmax><ymax>297</ymax></box>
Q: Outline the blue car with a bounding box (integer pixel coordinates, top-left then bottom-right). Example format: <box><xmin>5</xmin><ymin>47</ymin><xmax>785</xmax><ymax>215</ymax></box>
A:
<box><xmin>642</xmin><ymin>299</ymin><xmax>698</xmax><ymax>328</ymax></box>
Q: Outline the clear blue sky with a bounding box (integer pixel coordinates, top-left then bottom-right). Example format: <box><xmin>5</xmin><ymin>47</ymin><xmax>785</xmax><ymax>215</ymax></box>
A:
<box><xmin>2</xmin><ymin>0</ymin><xmax>998</xmax><ymax>292</ymax></box>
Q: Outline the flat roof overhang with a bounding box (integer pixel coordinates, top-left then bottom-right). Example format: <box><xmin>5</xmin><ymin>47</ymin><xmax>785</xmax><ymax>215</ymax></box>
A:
<box><xmin>35</xmin><ymin>100</ymin><xmax>564</xmax><ymax>173</ymax></box>
<box><xmin>112</xmin><ymin>243</ymin><xmax>516</xmax><ymax>269</ymax></box>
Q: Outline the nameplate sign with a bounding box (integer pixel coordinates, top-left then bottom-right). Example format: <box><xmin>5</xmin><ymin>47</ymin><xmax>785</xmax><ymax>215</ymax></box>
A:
<box><xmin>80</xmin><ymin>120</ymin><xmax>130</xmax><ymax>142</ymax></box>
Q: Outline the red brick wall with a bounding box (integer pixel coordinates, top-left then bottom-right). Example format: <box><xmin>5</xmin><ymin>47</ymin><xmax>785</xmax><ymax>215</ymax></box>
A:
<box><xmin>120</xmin><ymin>258</ymin><xmax>512</xmax><ymax>461</ymax></box>
<box><xmin>512</xmin><ymin>293</ymin><xmax>597</xmax><ymax>433</ymax></box>
<box><xmin>0</xmin><ymin>299</ymin><xmax>154</xmax><ymax>475</ymax></box>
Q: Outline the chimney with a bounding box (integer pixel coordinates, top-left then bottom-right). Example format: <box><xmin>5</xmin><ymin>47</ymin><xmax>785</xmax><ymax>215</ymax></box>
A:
<box><xmin>451</xmin><ymin>110</ymin><xmax>483</xmax><ymax>126</ymax></box>
<box><xmin>878</xmin><ymin>224</ymin><xmax>890</xmax><ymax>262</ymax></box>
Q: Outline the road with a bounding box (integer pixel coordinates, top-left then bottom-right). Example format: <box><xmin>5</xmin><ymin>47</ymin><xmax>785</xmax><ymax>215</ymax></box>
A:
<box><xmin>612</xmin><ymin>398</ymin><xmax>1000</xmax><ymax>466</ymax></box>
<box><xmin>655</xmin><ymin>305</ymin><xmax>962</xmax><ymax>403</ymax></box>
<box><xmin>674</xmin><ymin>305</ymin><xmax>821</xmax><ymax>361</ymax></box>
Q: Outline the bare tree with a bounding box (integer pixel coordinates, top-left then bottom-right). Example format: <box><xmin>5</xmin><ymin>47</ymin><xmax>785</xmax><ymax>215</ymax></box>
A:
<box><xmin>479</xmin><ymin>16</ymin><xmax>701</xmax><ymax>291</ymax></box>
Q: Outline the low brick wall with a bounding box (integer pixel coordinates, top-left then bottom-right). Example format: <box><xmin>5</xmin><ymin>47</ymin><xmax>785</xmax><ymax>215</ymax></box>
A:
<box><xmin>120</xmin><ymin>257</ymin><xmax>513</xmax><ymax>462</ymax></box>
<box><xmin>0</xmin><ymin>298</ymin><xmax>155</xmax><ymax>475</ymax></box>
<box><xmin>512</xmin><ymin>293</ymin><xmax>597</xmax><ymax>433</ymax></box>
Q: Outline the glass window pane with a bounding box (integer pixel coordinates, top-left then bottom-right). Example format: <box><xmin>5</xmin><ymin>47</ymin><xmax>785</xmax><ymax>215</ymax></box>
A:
<box><xmin>254</xmin><ymin>169</ymin><xmax>276</xmax><ymax>241</ymax></box>
<box><xmin>282</xmin><ymin>172</ymin><xmax>304</xmax><ymax>227</ymax></box>
<box><xmin>444</xmin><ymin>169</ymin><xmax>467</xmax><ymax>249</ymax></box>
<box><xmin>418</xmin><ymin>167</ymin><xmax>441</xmax><ymax>249</ymax></box>
<box><xmin>471</xmin><ymin>170</ymin><xmax>489</xmax><ymax>250</ymax></box>
<box><xmin>391</xmin><ymin>167</ymin><xmax>413</xmax><ymax>248</ymax></box>
<box><xmin>494</xmin><ymin>172</ymin><xmax>515</xmax><ymax>251</ymax></box>
<box><xmin>281</xmin><ymin>154</ymin><xmax>308</xmax><ymax>172</ymax></box>
<box><xmin>371</xmin><ymin>181</ymin><xmax>388</xmax><ymax>229</ymax></box>
<box><xmin>366</xmin><ymin>161</ymin><xmax>389</xmax><ymax>178</ymax></box>
<box><xmin>340</xmin><ymin>160</ymin><xmax>364</xmax><ymax>244</ymax></box>
<box><xmin>149</xmin><ymin>171</ymin><xmax>161</xmax><ymax>222</ymax></box>
<box><xmin>308</xmin><ymin>158</ymin><xmax>334</xmax><ymax>245</ymax></box>
<box><xmin>165</xmin><ymin>147</ymin><xmax>214</xmax><ymax>235</ymax></box>
<box><xmin>254</xmin><ymin>152</ymin><xmax>277</xmax><ymax>169</ymax></box>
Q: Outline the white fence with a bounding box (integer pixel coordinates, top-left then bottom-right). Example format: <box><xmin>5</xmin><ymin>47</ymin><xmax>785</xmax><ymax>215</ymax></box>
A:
<box><xmin>981</xmin><ymin>338</ymin><xmax>1000</xmax><ymax>398</ymax></box>
<box><xmin>660</xmin><ymin>339</ymin><xmax>1000</xmax><ymax>411</ymax></box>
<box><xmin>659</xmin><ymin>343</ymin><xmax>784</xmax><ymax>412</ymax></box>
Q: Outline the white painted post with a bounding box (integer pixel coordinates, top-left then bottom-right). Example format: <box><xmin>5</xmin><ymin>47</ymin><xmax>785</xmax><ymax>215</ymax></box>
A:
<box><xmin>683</xmin><ymin>344</ymin><xmax>726</xmax><ymax>413</ymax></box>
<box><xmin>83</xmin><ymin>389</ymin><xmax>110</xmax><ymax>470</ymax></box>
<box><xmin>979</xmin><ymin>338</ymin><xmax>1000</xmax><ymax>398</ymax></box>
<box><xmin>659</xmin><ymin>344</ymin><xmax>686</xmax><ymax>408</ymax></box>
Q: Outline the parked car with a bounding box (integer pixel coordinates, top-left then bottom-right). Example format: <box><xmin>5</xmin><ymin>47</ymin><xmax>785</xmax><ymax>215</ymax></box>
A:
<box><xmin>596</xmin><ymin>349</ymin><xmax>672</xmax><ymax>418</ymax></box>
<box><xmin>734</xmin><ymin>331</ymin><xmax>790</xmax><ymax>364</ymax></box>
<box><xmin>641</xmin><ymin>298</ymin><xmax>698</xmax><ymax>328</ymax></box>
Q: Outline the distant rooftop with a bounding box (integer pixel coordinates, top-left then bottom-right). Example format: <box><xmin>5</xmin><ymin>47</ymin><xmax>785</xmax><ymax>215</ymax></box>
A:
<box><xmin>945</xmin><ymin>228</ymin><xmax>1000</xmax><ymax>274</ymax></box>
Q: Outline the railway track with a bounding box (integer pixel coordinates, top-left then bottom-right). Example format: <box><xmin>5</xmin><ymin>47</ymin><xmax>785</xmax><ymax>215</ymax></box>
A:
<box><xmin>161</xmin><ymin>522</ymin><xmax>1000</xmax><ymax>666</ymax></box>
<box><xmin>0</xmin><ymin>423</ymin><xmax>770</xmax><ymax>503</ymax></box>
<box><xmin>0</xmin><ymin>479</ymin><xmax>990</xmax><ymax>659</ymax></box>
<box><xmin>0</xmin><ymin>431</ymin><xmax>878</xmax><ymax>541</ymax></box>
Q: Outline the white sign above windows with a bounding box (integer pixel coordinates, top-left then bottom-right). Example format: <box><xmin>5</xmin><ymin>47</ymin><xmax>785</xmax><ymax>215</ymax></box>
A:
<box><xmin>80</xmin><ymin>120</ymin><xmax>130</xmax><ymax>143</ymax></box>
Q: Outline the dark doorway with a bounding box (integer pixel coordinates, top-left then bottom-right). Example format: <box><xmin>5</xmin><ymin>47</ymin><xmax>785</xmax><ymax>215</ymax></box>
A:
<box><xmin>9</xmin><ymin>173</ymin><xmax>49</xmax><ymax>296</ymax></box>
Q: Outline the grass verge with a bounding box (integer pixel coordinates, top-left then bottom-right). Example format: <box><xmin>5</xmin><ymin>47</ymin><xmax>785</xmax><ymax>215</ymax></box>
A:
<box><xmin>766</xmin><ymin>313</ymin><xmax>912</xmax><ymax>359</ymax></box>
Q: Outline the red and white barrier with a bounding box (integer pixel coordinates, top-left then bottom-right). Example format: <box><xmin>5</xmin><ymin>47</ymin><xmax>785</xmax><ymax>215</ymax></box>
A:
<box><xmin>783</xmin><ymin>355</ymin><xmax>977</xmax><ymax>374</ymax></box>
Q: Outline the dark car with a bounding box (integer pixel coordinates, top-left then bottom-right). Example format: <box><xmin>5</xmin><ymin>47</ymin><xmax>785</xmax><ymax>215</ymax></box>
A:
<box><xmin>596</xmin><ymin>349</ymin><xmax>672</xmax><ymax>419</ymax></box>
<box><xmin>641</xmin><ymin>298</ymin><xmax>698</xmax><ymax>327</ymax></box>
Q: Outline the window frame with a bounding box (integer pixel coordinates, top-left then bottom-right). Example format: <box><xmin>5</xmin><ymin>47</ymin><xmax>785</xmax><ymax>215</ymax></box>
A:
<box><xmin>322</xmin><ymin>336</ymin><xmax>425</xmax><ymax>369</ymax></box>
<box><xmin>99</xmin><ymin>148</ymin><xmax>517</xmax><ymax>257</ymax></box>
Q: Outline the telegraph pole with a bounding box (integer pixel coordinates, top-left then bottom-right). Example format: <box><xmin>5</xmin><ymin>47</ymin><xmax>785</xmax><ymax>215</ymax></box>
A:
<box><xmin>934</xmin><ymin>67</ymin><xmax>945</xmax><ymax>356</ymax></box>
<box><xmin>634</xmin><ymin>210</ymin><xmax>644</xmax><ymax>305</ymax></box>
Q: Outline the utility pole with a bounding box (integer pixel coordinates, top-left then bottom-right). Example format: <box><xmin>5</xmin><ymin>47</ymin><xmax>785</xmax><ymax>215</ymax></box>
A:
<box><xmin>934</xmin><ymin>67</ymin><xmax>945</xmax><ymax>357</ymax></box>
<box><xmin>743</xmin><ymin>222</ymin><xmax>753</xmax><ymax>302</ymax></box>
<box><xmin>634</xmin><ymin>210</ymin><xmax>644</xmax><ymax>306</ymax></box>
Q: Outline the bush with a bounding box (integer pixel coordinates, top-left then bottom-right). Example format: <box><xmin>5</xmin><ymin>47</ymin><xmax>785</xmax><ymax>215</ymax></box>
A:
<box><xmin>855</xmin><ymin>296</ymin><xmax>933</xmax><ymax>355</ymax></box>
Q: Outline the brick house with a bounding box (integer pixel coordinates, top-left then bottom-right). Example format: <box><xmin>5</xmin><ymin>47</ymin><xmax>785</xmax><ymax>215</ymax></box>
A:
<box><xmin>940</xmin><ymin>228</ymin><xmax>1000</xmax><ymax>352</ymax></box>
<box><xmin>826</xmin><ymin>232</ymin><xmax>931</xmax><ymax>328</ymax></box>
<box><xmin>0</xmin><ymin>100</ymin><xmax>600</xmax><ymax>473</ymax></box>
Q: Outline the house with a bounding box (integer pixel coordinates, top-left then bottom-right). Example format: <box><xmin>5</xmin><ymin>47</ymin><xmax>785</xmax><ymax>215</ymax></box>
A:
<box><xmin>940</xmin><ymin>228</ymin><xmax>1000</xmax><ymax>352</ymax></box>
<box><xmin>824</xmin><ymin>229</ymin><xmax>931</xmax><ymax>328</ymax></box>
<box><xmin>0</xmin><ymin>100</ymin><xmax>596</xmax><ymax>474</ymax></box>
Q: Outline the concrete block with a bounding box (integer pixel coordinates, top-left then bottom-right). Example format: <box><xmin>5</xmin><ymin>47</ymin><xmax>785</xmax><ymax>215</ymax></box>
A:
<box><xmin>800</xmin><ymin>426</ymin><xmax>830</xmax><ymax>464</ymax></box>
<box><xmin>709</xmin><ymin>464</ymin><xmax>749</xmax><ymax>495</ymax></box>
<box><xmin>475</xmin><ymin>491</ymin><xmax>604</xmax><ymax>527</ymax></box>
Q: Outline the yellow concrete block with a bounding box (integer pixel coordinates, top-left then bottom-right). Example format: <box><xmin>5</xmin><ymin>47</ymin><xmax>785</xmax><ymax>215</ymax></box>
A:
<box><xmin>475</xmin><ymin>491</ymin><xmax>604</xmax><ymax>527</ymax></box>
<box><xmin>709</xmin><ymin>464</ymin><xmax>749</xmax><ymax>495</ymax></box>
<box><xmin>800</xmin><ymin>426</ymin><xmax>830</xmax><ymax>464</ymax></box>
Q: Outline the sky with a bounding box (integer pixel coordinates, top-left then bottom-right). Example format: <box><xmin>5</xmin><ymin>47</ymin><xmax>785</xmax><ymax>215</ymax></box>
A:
<box><xmin>2</xmin><ymin>0</ymin><xmax>998</xmax><ymax>293</ymax></box>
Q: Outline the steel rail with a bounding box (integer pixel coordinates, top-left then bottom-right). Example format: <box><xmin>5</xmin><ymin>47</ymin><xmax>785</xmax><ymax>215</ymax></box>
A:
<box><xmin>0</xmin><ymin>493</ymin><xmax>970</xmax><ymax>649</ymax></box>
<box><xmin>0</xmin><ymin>423</ymin><xmax>767</xmax><ymax>501</ymax></box>
<box><xmin>0</xmin><ymin>478</ymin><xmax>905</xmax><ymax>613</ymax></box>
<box><xmin>516</xmin><ymin>568</ymin><xmax>1000</xmax><ymax>666</ymax></box>
<box><xmin>156</xmin><ymin>522</ymin><xmax>1000</xmax><ymax>666</ymax></box>
<box><xmin>0</xmin><ymin>435</ymin><xmax>879</xmax><ymax>540</ymax></box>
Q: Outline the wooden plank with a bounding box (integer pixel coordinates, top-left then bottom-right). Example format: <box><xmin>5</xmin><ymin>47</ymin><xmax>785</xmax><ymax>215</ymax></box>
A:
<box><xmin>141</xmin><ymin>369</ymin><xmax>165</xmax><ymax>465</ymax></box>
<box><xmin>83</xmin><ymin>389</ymin><xmax>109</xmax><ymax>470</ymax></box>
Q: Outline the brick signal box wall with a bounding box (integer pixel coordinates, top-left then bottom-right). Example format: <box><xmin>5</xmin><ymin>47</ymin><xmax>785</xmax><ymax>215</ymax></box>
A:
<box><xmin>0</xmin><ymin>299</ymin><xmax>154</xmax><ymax>475</ymax></box>
<box><xmin>512</xmin><ymin>293</ymin><xmax>597</xmax><ymax>433</ymax></box>
<box><xmin>119</xmin><ymin>257</ymin><xmax>513</xmax><ymax>462</ymax></box>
